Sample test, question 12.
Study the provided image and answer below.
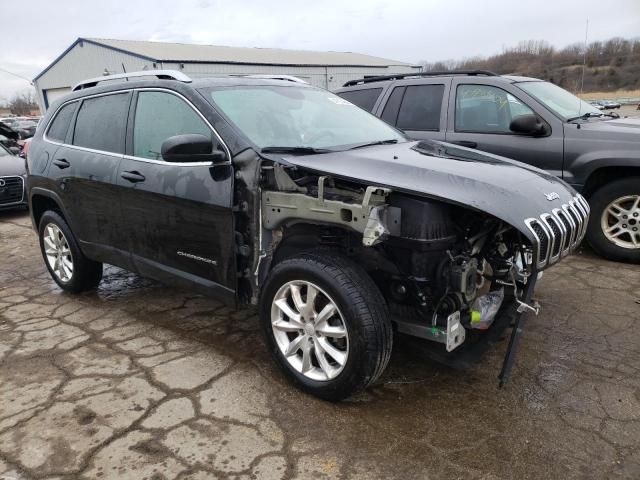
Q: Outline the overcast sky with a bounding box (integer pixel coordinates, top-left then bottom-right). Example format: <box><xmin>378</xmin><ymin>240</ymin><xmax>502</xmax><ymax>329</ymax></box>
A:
<box><xmin>1</xmin><ymin>0</ymin><xmax>639</xmax><ymax>102</ymax></box>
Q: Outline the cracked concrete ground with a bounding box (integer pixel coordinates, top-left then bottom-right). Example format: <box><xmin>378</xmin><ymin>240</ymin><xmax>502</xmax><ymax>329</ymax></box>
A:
<box><xmin>1</xmin><ymin>210</ymin><xmax>639</xmax><ymax>480</ymax></box>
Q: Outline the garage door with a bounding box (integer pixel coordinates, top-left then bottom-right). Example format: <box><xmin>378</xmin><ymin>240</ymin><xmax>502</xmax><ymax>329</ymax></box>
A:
<box><xmin>44</xmin><ymin>87</ymin><xmax>72</xmax><ymax>109</ymax></box>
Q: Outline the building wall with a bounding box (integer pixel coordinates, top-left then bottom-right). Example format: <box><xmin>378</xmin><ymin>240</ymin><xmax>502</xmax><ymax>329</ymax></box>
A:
<box><xmin>165</xmin><ymin>62</ymin><xmax>419</xmax><ymax>91</ymax></box>
<box><xmin>34</xmin><ymin>41</ymin><xmax>420</xmax><ymax>110</ymax></box>
<box><xmin>34</xmin><ymin>41</ymin><xmax>157</xmax><ymax>110</ymax></box>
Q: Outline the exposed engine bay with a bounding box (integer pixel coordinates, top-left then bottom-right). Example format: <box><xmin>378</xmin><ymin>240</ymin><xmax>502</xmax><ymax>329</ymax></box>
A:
<box><xmin>254</xmin><ymin>160</ymin><xmax>539</xmax><ymax>358</ymax></box>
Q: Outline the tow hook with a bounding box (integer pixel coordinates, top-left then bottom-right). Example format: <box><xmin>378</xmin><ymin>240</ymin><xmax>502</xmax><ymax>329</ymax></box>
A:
<box><xmin>516</xmin><ymin>299</ymin><xmax>541</xmax><ymax>316</ymax></box>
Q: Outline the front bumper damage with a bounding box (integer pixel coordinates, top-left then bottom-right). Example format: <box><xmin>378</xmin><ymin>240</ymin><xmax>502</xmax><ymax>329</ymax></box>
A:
<box><xmin>393</xmin><ymin>273</ymin><xmax>540</xmax><ymax>387</ymax></box>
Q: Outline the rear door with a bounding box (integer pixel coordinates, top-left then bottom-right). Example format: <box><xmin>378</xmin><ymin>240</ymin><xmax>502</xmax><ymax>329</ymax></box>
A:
<box><xmin>375</xmin><ymin>79</ymin><xmax>450</xmax><ymax>141</ymax></box>
<box><xmin>117</xmin><ymin>89</ymin><xmax>235</xmax><ymax>300</ymax></box>
<box><xmin>445</xmin><ymin>81</ymin><xmax>564</xmax><ymax>174</ymax></box>
<box><xmin>47</xmin><ymin>91</ymin><xmax>131</xmax><ymax>265</ymax></box>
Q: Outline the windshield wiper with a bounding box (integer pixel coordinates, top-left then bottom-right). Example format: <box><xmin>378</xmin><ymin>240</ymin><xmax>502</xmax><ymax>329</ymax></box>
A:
<box><xmin>348</xmin><ymin>139</ymin><xmax>399</xmax><ymax>150</ymax></box>
<box><xmin>567</xmin><ymin>112</ymin><xmax>618</xmax><ymax>123</ymax></box>
<box><xmin>260</xmin><ymin>146</ymin><xmax>333</xmax><ymax>155</ymax></box>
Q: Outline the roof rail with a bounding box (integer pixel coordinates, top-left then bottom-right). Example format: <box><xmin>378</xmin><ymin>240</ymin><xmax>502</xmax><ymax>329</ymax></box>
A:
<box><xmin>72</xmin><ymin>70</ymin><xmax>192</xmax><ymax>91</ymax></box>
<box><xmin>242</xmin><ymin>74</ymin><xmax>308</xmax><ymax>84</ymax></box>
<box><xmin>342</xmin><ymin>70</ymin><xmax>498</xmax><ymax>87</ymax></box>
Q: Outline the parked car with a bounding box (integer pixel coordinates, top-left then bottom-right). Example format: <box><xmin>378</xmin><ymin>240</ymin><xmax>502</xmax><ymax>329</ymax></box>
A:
<box><xmin>599</xmin><ymin>99</ymin><xmax>621</xmax><ymax>110</ymax></box>
<box><xmin>19</xmin><ymin>137</ymin><xmax>32</xmax><ymax>160</ymax></box>
<box><xmin>12</xmin><ymin>120</ymin><xmax>38</xmax><ymax>139</ymax></box>
<box><xmin>0</xmin><ymin>142</ymin><xmax>27</xmax><ymax>211</ymax></box>
<box><xmin>27</xmin><ymin>71</ymin><xmax>588</xmax><ymax>400</ymax></box>
<box><xmin>0</xmin><ymin>122</ymin><xmax>21</xmax><ymax>153</ymax></box>
<box><xmin>336</xmin><ymin>71</ymin><xmax>639</xmax><ymax>263</ymax></box>
<box><xmin>0</xmin><ymin>117</ymin><xmax>18</xmax><ymax>127</ymax></box>
<box><xmin>588</xmin><ymin>100</ymin><xmax>605</xmax><ymax>110</ymax></box>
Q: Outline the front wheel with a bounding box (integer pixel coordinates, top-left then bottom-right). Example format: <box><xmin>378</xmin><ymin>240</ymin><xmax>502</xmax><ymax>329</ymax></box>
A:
<box><xmin>586</xmin><ymin>177</ymin><xmax>640</xmax><ymax>263</ymax></box>
<box><xmin>260</xmin><ymin>252</ymin><xmax>392</xmax><ymax>401</ymax></box>
<box><xmin>38</xmin><ymin>211</ymin><xmax>103</xmax><ymax>292</ymax></box>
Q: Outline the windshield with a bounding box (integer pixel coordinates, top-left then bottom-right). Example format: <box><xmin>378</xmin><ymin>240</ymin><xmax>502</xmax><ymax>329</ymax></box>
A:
<box><xmin>202</xmin><ymin>85</ymin><xmax>405</xmax><ymax>150</ymax></box>
<box><xmin>0</xmin><ymin>144</ymin><xmax>10</xmax><ymax>157</ymax></box>
<box><xmin>516</xmin><ymin>81</ymin><xmax>602</xmax><ymax>121</ymax></box>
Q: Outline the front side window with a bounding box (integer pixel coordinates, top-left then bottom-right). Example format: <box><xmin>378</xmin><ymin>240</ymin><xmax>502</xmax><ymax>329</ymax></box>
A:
<box><xmin>455</xmin><ymin>84</ymin><xmax>534</xmax><ymax>133</ymax></box>
<box><xmin>202</xmin><ymin>85</ymin><xmax>405</xmax><ymax>150</ymax></box>
<box><xmin>336</xmin><ymin>88</ymin><xmax>382</xmax><ymax>112</ymax></box>
<box><xmin>47</xmin><ymin>102</ymin><xmax>77</xmax><ymax>142</ymax></box>
<box><xmin>133</xmin><ymin>91</ymin><xmax>211</xmax><ymax>160</ymax></box>
<box><xmin>73</xmin><ymin>93</ymin><xmax>130</xmax><ymax>153</ymax></box>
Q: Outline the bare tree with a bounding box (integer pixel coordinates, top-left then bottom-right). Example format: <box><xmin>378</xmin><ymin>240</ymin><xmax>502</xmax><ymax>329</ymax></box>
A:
<box><xmin>8</xmin><ymin>89</ymin><xmax>39</xmax><ymax>116</ymax></box>
<box><xmin>419</xmin><ymin>36</ymin><xmax>640</xmax><ymax>93</ymax></box>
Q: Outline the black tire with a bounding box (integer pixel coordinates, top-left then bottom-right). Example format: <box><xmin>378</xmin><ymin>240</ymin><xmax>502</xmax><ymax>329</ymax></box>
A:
<box><xmin>260</xmin><ymin>251</ymin><xmax>392</xmax><ymax>401</ymax></box>
<box><xmin>38</xmin><ymin>211</ymin><xmax>103</xmax><ymax>292</ymax></box>
<box><xmin>586</xmin><ymin>177</ymin><xmax>640</xmax><ymax>264</ymax></box>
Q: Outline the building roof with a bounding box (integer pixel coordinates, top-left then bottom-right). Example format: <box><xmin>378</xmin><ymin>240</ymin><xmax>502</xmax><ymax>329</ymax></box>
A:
<box><xmin>85</xmin><ymin>37</ymin><xmax>417</xmax><ymax>67</ymax></box>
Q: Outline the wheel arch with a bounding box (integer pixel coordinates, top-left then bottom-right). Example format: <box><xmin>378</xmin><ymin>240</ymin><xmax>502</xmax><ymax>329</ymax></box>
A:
<box><xmin>582</xmin><ymin>166</ymin><xmax>640</xmax><ymax>198</ymax></box>
<box><xmin>29</xmin><ymin>188</ymin><xmax>71</xmax><ymax>230</ymax></box>
<box><xmin>257</xmin><ymin>221</ymin><xmax>400</xmax><ymax>300</ymax></box>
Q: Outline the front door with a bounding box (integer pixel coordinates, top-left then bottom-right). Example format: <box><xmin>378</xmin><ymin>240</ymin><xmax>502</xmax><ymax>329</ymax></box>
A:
<box><xmin>117</xmin><ymin>89</ymin><xmax>236</xmax><ymax>300</ymax></box>
<box><xmin>445</xmin><ymin>82</ymin><xmax>564</xmax><ymax>176</ymax></box>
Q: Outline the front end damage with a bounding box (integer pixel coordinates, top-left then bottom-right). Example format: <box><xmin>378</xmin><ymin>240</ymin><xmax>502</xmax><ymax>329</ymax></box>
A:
<box><xmin>234</xmin><ymin>148</ymin><xmax>589</xmax><ymax>385</ymax></box>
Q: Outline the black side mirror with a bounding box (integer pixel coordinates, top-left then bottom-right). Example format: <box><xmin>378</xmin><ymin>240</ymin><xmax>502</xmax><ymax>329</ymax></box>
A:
<box><xmin>161</xmin><ymin>134</ymin><xmax>227</xmax><ymax>163</ymax></box>
<box><xmin>509</xmin><ymin>114</ymin><xmax>549</xmax><ymax>136</ymax></box>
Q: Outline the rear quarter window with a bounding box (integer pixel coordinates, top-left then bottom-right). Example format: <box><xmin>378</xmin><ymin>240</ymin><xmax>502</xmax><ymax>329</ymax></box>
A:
<box><xmin>46</xmin><ymin>102</ymin><xmax>78</xmax><ymax>143</ymax></box>
<box><xmin>73</xmin><ymin>93</ymin><xmax>130</xmax><ymax>154</ymax></box>
<box><xmin>336</xmin><ymin>88</ymin><xmax>382</xmax><ymax>112</ymax></box>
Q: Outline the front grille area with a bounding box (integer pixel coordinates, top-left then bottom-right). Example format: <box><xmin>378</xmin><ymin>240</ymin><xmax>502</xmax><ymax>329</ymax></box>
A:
<box><xmin>525</xmin><ymin>194</ymin><xmax>590</xmax><ymax>269</ymax></box>
<box><xmin>0</xmin><ymin>176</ymin><xmax>25</xmax><ymax>206</ymax></box>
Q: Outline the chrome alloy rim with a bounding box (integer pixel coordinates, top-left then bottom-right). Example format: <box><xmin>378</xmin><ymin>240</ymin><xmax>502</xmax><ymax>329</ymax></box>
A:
<box><xmin>43</xmin><ymin>223</ymin><xmax>74</xmax><ymax>281</ymax></box>
<box><xmin>601</xmin><ymin>195</ymin><xmax>640</xmax><ymax>249</ymax></box>
<box><xmin>271</xmin><ymin>280</ymin><xmax>349</xmax><ymax>381</ymax></box>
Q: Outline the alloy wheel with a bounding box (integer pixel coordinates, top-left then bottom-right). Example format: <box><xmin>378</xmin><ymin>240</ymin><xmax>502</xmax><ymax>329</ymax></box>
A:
<box><xmin>43</xmin><ymin>223</ymin><xmax>74</xmax><ymax>282</ymax></box>
<box><xmin>600</xmin><ymin>195</ymin><xmax>640</xmax><ymax>249</ymax></box>
<box><xmin>271</xmin><ymin>280</ymin><xmax>349</xmax><ymax>381</ymax></box>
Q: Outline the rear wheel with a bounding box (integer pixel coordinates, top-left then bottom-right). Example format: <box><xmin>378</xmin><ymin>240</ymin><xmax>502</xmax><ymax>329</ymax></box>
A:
<box><xmin>38</xmin><ymin>211</ymin><xmax>103</xmax><ymax>292</ymax></box>
<box><xmin>260</xmin><ymin>252</ymin><xmax>392</xmax><ymax>401</ymax></box>
<box><xmin>586</xmin><ymin>177</ymin><xmax>640</xmax><ymax>263</ymax></box>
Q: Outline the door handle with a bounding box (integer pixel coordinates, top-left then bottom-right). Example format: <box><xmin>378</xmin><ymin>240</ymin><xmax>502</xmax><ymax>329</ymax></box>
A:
<box><xmin>120</xmin><ymin>171</ymin><xmax>146</xmax><ymax>183</ymax></box>
<box><xmin>452</xmin><ymin>140</ymin><xmax>478</xmax><ymax>149</ymax></box>
<box><xmin>53</xmin><ymin>158</ymin><xmax>70</xmax><ymax>169</ymax></box>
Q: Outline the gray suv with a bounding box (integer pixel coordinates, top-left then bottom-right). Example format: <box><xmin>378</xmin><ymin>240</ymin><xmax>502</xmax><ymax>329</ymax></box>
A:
<box><xmin>336</xmin><ymin>71</ymin><xmax>640</xmax><ymax>263</ymax></box>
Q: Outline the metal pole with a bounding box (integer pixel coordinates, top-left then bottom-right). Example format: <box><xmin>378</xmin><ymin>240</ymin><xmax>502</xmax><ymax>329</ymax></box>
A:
<box><xmin>580</xmin><ymin>18</ymin><xmax>589</xmax><ymax>94</ymax></box>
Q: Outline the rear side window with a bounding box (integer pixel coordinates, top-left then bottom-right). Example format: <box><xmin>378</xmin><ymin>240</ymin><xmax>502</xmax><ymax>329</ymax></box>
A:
<box><xmin>381</xmin><ymin>87</ymin><xmax>405</xmax><ymax>125</ymax></box>
<box><xmin>336</xmin><ymin>88</ymin><xmax>382</xmax><ymax>112</ymax></box>
<box><xmin>133</xmin><ymin>91</ymin><xmax>211</xmax><ymax>160</ymax></box>
<box><xmin>73</xmin><ymin>93</ymin><xmax>130</xmax><ymax>153</ymax></box>
<box><xmin>47</xmin><ymin>102</ymin><xmax>77</xmax><ymax>142</ymax></box>
<box><xmin>395</xmin><ymin>85</ymin><xmax>444</xmax><ymax>131</ymax></box>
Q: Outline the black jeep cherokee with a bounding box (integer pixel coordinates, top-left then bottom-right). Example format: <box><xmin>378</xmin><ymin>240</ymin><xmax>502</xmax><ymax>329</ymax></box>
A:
<box><xmin>336</xmin><ymin>71</ymin><xmax>640</xmax><ymax>264</ymax></box>
<box><xmin>27</xmin><ymin>71</ymin><xmax>588</xmax><ymax>400</ymax></box>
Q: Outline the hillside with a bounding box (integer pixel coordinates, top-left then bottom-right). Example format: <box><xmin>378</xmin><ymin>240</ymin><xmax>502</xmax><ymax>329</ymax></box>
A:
<box><xmin>422</xmin><ymin>37</ymin><xmax>640</xmax><ymax>94</ymax></box>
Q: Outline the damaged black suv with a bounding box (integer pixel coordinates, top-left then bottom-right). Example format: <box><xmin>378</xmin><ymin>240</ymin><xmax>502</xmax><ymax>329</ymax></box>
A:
<box><xmin>27</xmin><ymin>71</ymin><xmax>589</xmax><ymax>400</ymax></box>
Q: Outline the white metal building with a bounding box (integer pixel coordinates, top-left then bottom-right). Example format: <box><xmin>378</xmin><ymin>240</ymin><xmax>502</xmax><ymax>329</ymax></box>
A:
<box><xmin>33</xmin><ymin>38</ymin><xmax>421</xmax><ymax>110</ymax></box>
